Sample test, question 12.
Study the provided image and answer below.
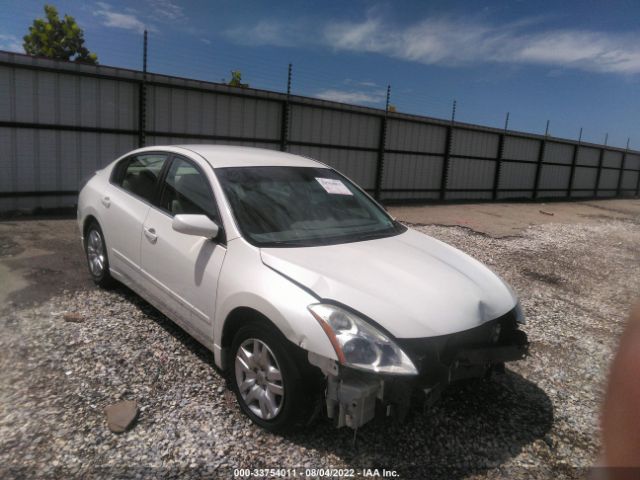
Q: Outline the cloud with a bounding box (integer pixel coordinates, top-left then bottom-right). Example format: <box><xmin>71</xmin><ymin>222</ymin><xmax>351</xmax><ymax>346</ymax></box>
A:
<box><xmin>315</xmin><ymin>88</ymin><xmax>386</xmax><ymax>105</ymax></box>
<box><xmin>94</xmin><ymin>3</ymin><xmax>152</xmax><ymax>34</ymax></box>
<box><xmin>223</xmin><ymin>19</ymin><xmax>308</xmax><ymax>47</ymax></box>
<box><xmin>344</xmin><ymin>78</ymin><xmax>379</xmax><ymax>88</ymax></box>
<box><xmin>0</xmin><ymin>34</ymin><xmax>23</xmax><ymax>53</ymax></box>
<box><xmin>323</xmin><ymin>17</ymin><xmax>640</xmax><ymax>74</ymax></box>
<box><xmin>147</xmin><ymin>0</ymin><xmax>186</xmax><ymax>22</ymax></box>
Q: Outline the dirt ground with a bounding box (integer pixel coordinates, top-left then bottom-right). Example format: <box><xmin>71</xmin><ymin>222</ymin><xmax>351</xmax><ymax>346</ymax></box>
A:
<box><xmin>1</xmin><ymin>199</ymin><xmax>639</xmax><ymax>479</ymax></box>
<box><xmin>389</xmin><ymin>199</ymin><xmax>640</xmax><ymax>237</ymax></box>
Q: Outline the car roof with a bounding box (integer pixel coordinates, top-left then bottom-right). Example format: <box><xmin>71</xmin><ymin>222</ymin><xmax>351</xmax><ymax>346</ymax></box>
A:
<box><xmin>133</xmin><ymin>144</ymin><xmax>327</xmax><ymax>169</ymax></box>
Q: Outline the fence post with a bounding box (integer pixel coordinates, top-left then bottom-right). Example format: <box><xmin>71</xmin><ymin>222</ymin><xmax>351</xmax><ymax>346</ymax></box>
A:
<box><xmin>439</xmin><ymin>100</ymin><xmax>456</xmax><ymax>201</ymax></box>
<box><xmin>532</xmin><ymin>137</ymin><xmax>546</xmax><ymax>199</ymax></box>
<box><xmin>138</xmin><ymin>30</ymin><xmax>148</xmax><ymax>148</ymax></box>
<box><xmin>374</xmin><ymin>85</ymin><xmax>391</xmax><ymax>201</ymax></box>
<box><xmin>279</xmin><ymin>63</ymin><xmax>292</xmax><ymax>152</ymax></box>
<box><xmin>492</xmin><ymin>133</ymin><xmax>505</xmax><ymax>201</ymax></box>
<box><xmin>594</xmin><ymin>147</ymin><xmax>605</xmax><ymax>198</ymax></box>
<box><xmin>616</xmin><ymin>138</ymin><xmax>629</xmax><ymax>197</ymax></box>
<box><xmin>566</xmin><ymin>128</ymin><xmax>582</xmax><ymax>198</ymax></box>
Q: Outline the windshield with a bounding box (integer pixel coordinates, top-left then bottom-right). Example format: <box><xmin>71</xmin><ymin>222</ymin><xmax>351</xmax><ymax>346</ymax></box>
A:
<box><xmin>215</xmin><ymin>166</ymin><xmax>405</xmax><ymax>247</ymax></box>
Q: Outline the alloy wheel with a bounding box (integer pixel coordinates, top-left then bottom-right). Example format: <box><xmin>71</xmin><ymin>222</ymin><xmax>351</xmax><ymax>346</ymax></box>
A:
<box><xmin>234</xmin><ymin>338</ymin><xmax>285</xmax><ymax>420</ymax></box>
<box><xmin>86</xmin><ymin>229</ymin><xmax>105</xmax><ymax>277</ymax></box>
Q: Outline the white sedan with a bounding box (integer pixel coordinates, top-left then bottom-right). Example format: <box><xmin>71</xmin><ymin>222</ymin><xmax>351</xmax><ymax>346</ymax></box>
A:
<box><xmin>77</xmin><ymin>145</ymin><xmax>528</xmax><ymax>431</ymax></box>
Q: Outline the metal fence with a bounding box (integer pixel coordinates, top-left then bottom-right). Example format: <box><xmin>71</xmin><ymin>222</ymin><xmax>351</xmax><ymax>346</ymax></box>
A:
<box><xmin>1</xmin><ymin>50</ymin><xmax>639</xmax><ymax>213</ymax></box>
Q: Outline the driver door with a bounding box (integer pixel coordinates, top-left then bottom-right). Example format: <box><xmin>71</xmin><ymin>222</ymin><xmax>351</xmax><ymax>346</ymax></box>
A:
<box><xmin>139</xmin><ymin>155</ymin><xmax>226</xmax><ymax>347</ymax></box>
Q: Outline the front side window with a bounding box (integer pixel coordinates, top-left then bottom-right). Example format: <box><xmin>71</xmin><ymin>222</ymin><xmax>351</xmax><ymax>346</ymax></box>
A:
<box><xmin>159</xmin><ymin>157</ymin><xmax>220</xmax><ymax>222</ymax></box>
<box><xmin>117</xmin><ymin>154</ymin><xmax>167</xmax><ymax>202</ymax></box>
<box><xmin>215</xmin><ymin>166</ymin><xmax>405</xmax><ymax>247</ymax></box>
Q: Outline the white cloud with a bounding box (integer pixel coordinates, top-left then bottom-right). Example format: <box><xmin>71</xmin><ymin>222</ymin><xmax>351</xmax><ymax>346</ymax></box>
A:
<box><xmin>94</xmin><ymin>3</ymin><xmax>152</xmax><ymax>34</ymax></box>
<box><xmin>323</xmin><ymin>17</ymin><xmax>640</xmax><ymax>74</ymax></box>
<box><xmin>147</xmin><ymin>0</ymin><xmax>186</xmax><ymax>22</ymax></box>
<box><xmin>0</xmin><ymin>34</ymin><xmax>23</xmax><ymax>53</ymax></box>
<box><xmin>315</xmin><ymin>88</ymin><xmax>386</xmax><ymax>105</ymax></box>
<box><xmin>224</xmin><ymin>19</ymin><xmax>307</xmax><ymax>47</ymax></box>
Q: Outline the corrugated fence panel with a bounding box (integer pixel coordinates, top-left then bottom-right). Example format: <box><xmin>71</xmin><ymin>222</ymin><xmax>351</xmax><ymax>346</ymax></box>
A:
<box><xmin>289</xmin><ymin>105</ymin><xmax>379</xmax><ymax>148</ymax></box>
<box><xmin>598</xmin><ymin>170</ymin><xmax>619</xmax><ymax>190</ymax></box>
<box><xmin>576</xmin><ymin>147</ymin><xmax>600</xmax><ymax>166</ymax></box>
<box><xmin>502</xmin><ymin>136</ymin><xmax>540</xmax><ymax>162</ymax></box>
<box><xmin>147</xmin><ymin>86</ymin><xmax>282</xmax><ymax>140</ymax></box>
<box><xmin>35</xmin><ymin>71</ymin><xmax>57</xmax><ymax>124</ymax></box>
<box><xmin>597</xmin><ymin>190</ymin><xmax>617</xmax><ymax>198</ymax></box>
<box><xmin>499</xmin><ymin>162</ymin><xmax>536</xmax><ymax>190</ymax></box>
<box><xmin>146</xmin><ymin>135</ymin><xmax>279</xmax><ymax>151</ymax></box>
<box><xmin>14</xmin><ymin>68</ymin><xmax>36</xmax><ymax>123</ymax></box>
<box><xmin>539</xmin><ymin>165</ymin><xmax>571</xmax><ymax>190</ymax></box>
<box><xmin>450</xmin><ymin>129</ymin><xmax>499</xmax><ymax>158</ymax></box>
<box><xmin>382</xmin><ymin>154</ymin><xmax>443</xmax><ymax>191</ymax></box>
<box><xmin>603</xmin><ymin>150</ymin><xmax>623</xmax><ymax>168</ymax></box>
<box><xmin>446</xmin><ymin>158</ymin><xmax>495</xmax><ymax>200</ymax></box>
<box><xmin>573</xmin><ymin>167</ymin><xmax>598</xmax><ymax>190</ymax></box>
<box><xmin>4</xmin><ymin>66</ymin><xmax>138</xmax><ymax>129</ymax></box>
<box><xmin>386</xmin><ymin>120</ymin><xmax>447</xmax><ymax>153</ymax></box>
<box><xmin>621</xmin><ymin>171</ymin><xmax>639</xmax><ymax>191</ymax></box>
<box><xmin>287</xmin><ymin>145</ymin><xmax>377</xmax><ymax>189</ymax></box>
<box><xmin>0</xmin><ymin>66</ymin><xmax>13</xmax><ymax>121</ymax></box>
<box><xmin>1</xmin><ymin>128</ymin><xmax>135</xmax><ymax>196</ymax></box>
<box><xmin>625</xmin><ymin>154</ymin><xmax>640</xmax><ymax>170</ymax></box>
<box><xmin>0</xmin><ymin>128</ymin><xmax>14</xmax><ymax>192</ymax></box>
<box><xmin>1</xmin><ymin>54</ymin><xmax>638</xmax><ymax>212</ymax></box>
<box><xmin>543</xmin><ymin>142</ymin><xmax>573</xmax><ymax>164</ymax></box>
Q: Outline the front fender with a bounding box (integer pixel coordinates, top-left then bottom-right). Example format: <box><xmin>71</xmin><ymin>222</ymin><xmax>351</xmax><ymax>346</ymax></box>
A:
<box><xmin>214</xmin><ymin>239</ymin><xmax>337</xmax><ymax>369</ymax></box>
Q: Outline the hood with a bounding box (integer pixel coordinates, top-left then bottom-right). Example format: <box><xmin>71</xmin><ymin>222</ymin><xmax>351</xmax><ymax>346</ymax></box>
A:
<box><xmin>260</xmin><ymin>228</ymin><xmax>517</xmax><ymax>339</ymax></box>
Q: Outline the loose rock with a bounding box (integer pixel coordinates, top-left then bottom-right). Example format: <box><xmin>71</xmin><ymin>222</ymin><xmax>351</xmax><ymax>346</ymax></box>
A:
<box><xmin>104</xmin><ymin>400</ymin><xmax>139</xmax><ymax>433</ymax></box>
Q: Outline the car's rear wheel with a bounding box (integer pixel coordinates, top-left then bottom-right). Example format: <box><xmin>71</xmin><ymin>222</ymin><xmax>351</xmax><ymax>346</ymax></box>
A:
<box><xmin>230</xmin><ymin>322</ymin><xmax>319</xmax><ymax>432</ymax></box>
<box><xmin>85</xmin><ymin>222</ymin><xmax>115</xmax><ymax>288</ymax></box>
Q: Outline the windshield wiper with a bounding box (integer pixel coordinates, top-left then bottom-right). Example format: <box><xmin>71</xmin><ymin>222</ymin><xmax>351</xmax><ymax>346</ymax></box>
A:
<box><xmin>351</xmin><ymin>229</ymin><xmax>396</xmax><ymax>242</ymax></box>
<box><xmin>260</xmin><ymin>240</ymin><xmax>308</xmax><ymax>247</ymax></box>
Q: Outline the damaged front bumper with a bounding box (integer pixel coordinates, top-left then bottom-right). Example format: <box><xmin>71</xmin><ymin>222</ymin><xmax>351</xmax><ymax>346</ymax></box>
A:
<box><xmin>311</xmin><ymin>307</ymin><xmax>529</xmax><ymax>429</ymax></box>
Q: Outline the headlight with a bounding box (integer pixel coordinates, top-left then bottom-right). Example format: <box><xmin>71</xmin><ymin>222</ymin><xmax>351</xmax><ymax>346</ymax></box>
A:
<box><xmin>308</xmin><ymin>304</ymin><xmax>418</xmax><ymax>375</ymax></box>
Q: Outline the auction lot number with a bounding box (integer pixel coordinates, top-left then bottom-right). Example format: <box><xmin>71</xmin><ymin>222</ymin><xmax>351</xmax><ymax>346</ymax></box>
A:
<box><xmin>233</xmin><ymin>468</ymin><xmax>399</xmax><ymax>478</ymax></box>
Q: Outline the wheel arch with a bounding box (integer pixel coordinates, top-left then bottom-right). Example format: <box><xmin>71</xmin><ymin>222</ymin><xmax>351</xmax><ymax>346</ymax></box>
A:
<box><xmin>220</xmin><ymin>306</ymin><xmax>286</xmax><ymax>371</ymax></box>
<box><xmin>82</xmin><ymin>214</ymin><xmax>100</xmax><ymax>241</ymax></box>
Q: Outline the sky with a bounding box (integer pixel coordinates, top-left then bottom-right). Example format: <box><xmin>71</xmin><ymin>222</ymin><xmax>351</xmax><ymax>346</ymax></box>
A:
<box><xmin>1</xmin><ymin>0</ymin><xmax>640</xmax><ymax>148</ymax></box>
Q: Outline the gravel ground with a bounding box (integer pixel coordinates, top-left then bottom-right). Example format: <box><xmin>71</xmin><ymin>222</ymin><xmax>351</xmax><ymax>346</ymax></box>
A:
<box><xmin>1</xmin><ymin>208</ymin><xmax>639</xmax><ymax>479</ymax></box>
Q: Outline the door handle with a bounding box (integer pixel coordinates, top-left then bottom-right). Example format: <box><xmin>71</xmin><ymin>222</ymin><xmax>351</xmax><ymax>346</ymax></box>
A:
<box><xmin>144</xmin><ymin>227</ymin><xmax>158</xmax><ymax>244</ymax></box>
<box><xmin>101</xmin><ymin>196</ymin><xmax>111</xmax><ymax>208</ymax></box>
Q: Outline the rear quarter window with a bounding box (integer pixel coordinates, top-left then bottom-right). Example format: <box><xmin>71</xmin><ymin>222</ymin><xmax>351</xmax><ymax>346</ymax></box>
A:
<box><xmin>112</xmin><ymin>154</ymin><xmax>168</xmax><ymax>202</ymax></box>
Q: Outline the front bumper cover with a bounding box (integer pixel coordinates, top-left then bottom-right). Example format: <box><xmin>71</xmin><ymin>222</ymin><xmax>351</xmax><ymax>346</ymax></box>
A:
<box><xmin>325</xmin><ymin>307</ymin><xmax>529</xmax><ymax>428</ymax></box>
<box><xmin>397</xmin><ymin>306</ymin><xmax>528</xmax><ymax>383</ymax></box>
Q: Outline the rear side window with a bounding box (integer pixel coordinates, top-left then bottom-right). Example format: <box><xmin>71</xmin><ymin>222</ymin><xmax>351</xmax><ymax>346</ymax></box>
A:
<box><xmin>115</xmin><ymin>154</ymin><xmax>167</xmax><ymax>202</ymax></box>
<box><xmin>159</xmin><ymin>157</ymin><xmax>220</xmax><ymax>223</ymax></box>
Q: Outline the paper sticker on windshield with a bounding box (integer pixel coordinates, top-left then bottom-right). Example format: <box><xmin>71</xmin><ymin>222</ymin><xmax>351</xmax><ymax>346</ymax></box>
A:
<box><xmin>315</xmin><ymin>178</ymin><xmax>353</xmax><ymax>195</ymax></box>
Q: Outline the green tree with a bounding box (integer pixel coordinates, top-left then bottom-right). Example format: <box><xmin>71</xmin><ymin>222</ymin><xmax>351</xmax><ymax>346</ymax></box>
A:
<box><xmin>228</xmin><ymin>70</ymin><xmax>249</xmax><ymax>88</ymax></box>
<box><xmin>23</xmin><ymin>5</ymin><xmax>98</xmax><ymax>64</ymax></box>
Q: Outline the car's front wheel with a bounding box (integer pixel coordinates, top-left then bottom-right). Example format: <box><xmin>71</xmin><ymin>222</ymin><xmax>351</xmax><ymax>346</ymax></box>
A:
<box><xmin>230</xmin><ymin>321</ymin><xmax>319</xmax><ymax>432</ymax></box>
<box><xmin>84</xmin><ymin>221</ymin><xmax>115</xmax><ymax>288</ymax></box>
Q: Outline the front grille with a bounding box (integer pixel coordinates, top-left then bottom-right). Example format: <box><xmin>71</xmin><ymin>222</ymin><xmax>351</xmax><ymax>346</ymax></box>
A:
<box><xmin>396</xmin><ymin>307</ymin><xmax>523</xmax><ymax>377</ymax></box>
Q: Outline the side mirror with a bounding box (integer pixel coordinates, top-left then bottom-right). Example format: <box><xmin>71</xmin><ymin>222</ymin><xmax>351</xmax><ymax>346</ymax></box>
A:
<box><xmin>172</xmin><ymin>214</ymin><xmax>219</xmax><ymax>239</ymax></box>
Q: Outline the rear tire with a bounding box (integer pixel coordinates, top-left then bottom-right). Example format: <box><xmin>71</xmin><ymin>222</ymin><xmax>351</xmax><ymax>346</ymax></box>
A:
<box><xmin>84</xmin><ymin>221</ymin><xmax>116</xmax><ymax>289</ymax></box>
<box><xmin>229</xmin><ymin>321</ymin><xmax>320</xmax><ymax>432</ymax></box>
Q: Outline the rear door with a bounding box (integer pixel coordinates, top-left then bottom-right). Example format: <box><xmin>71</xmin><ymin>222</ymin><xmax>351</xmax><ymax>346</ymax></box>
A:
<box><xmin>102</xmin><ymin>153</ymin><xmax>168</xmax><ymax>284</ymax></box>
<box><xmin>139</xmin><ymin>155</ymin><xmax>226</xmax><ymax>346</ymax></box>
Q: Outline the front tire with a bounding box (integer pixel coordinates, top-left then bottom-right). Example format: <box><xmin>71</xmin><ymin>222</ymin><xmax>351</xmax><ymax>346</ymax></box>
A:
<box><xmin>84</xmin><ymin>221</ymin><xmax>115</xmax><ymax>288</ymax></box>
<box><xmin>230</xmin><ymin>322</ymin><xmax>318</xmax><ymax>432</ymax></box>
